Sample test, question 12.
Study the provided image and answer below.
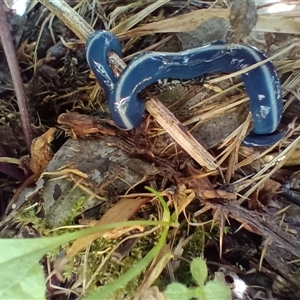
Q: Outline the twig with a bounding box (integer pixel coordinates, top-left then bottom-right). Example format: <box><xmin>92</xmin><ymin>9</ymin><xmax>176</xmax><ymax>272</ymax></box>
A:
<box><xmin>146</xmin><ymin>96</ymin><xmax>217</xmax><ymax>170</ymax></box>
<box><xmin>37</xmin><ymin>0</ymin><xmax>93</xmax><ymax>41</ymax></box>
<box><xmin>0</xmin><ymin>4</ymin><xmax>33</xmax><ymax>151</ymax></box>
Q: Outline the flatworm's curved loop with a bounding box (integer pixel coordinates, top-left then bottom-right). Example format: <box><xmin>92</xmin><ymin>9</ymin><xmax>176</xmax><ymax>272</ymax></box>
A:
<box><xmin>86</xmin><ymin>31</ymin><xmax>284</xmax><ymax>147</ymax></box>
<box><xmin>110</xmin><ymin>41</ymin><xmax>283</xmax><ymax>146</ymax></box>
<box><xmin>86</xmin><ymin>30</ymin><xmax>122</xmax><ymax>98</ymax></box>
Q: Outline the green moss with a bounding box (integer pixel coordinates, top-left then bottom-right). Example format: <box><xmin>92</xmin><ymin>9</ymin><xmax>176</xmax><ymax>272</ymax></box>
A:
<box><xmin>13</xmin><ymin>204</ymin><xmax>48</xmax><ymax>234</ymax></box>
<box><xmin>62</xmin><ymin>196</ymin><xmax>86</xmax><ymax>226</ymax></box>
<box><xmin>74</xmin><ymin>228</ymin><xmax>160</xmax><ymax>299</ymax></box>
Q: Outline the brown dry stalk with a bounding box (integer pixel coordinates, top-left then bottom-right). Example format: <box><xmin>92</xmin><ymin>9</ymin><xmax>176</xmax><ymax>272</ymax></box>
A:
<box><xmin>37</xmin><ymin>0</ymin><xmax>93</xmax><ymax>41</ymax></box>
<box><xmin>0</xmin><ymin>3</ymin><xmax>33</xmax><ymax>151</ymax></box>
<box><xmin>146</xmin><ymin>96</ymin><xmax>217</xmax><ymax>170</ymax></box>
<box><xmin>116</xmin><ymin>9</ymin><xmax>300</xmax><ymax>40</ymax></box>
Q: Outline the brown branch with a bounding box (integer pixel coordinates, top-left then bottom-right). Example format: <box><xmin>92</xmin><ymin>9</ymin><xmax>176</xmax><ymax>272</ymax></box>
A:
<box><xmin>0</xmin><ymin>4</ymin><xmax>33</xmax><ymax>151</ymax></box>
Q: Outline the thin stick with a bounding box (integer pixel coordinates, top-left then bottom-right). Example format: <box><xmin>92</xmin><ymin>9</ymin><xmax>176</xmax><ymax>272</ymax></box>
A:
<box><xmin>146</xmin><ymin>97</ymin><xmax>216</xmax><ymax>170</ymax></box>
<box><xmin>37</xmin><ymin>0</ymin><xmax>93</xmax><ymax>41</ymax></box>
<box><xmin>0</xmin><ymin>3</ymin><xmax>33</xmax><ymax>150</ymax></box>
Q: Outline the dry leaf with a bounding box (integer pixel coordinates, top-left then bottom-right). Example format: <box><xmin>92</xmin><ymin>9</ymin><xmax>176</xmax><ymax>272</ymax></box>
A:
<box><xmin>179</xmin><ymin>167</ymin><xmax>237</xmax><ymax>201</ymax></box>
<box><xmin>57</xmin><ymin>111</ymin><xmax>116</xmax><ymax>137</ymax></box>
<box><xmin>171</xmin><ymin>184</ymin><xmax>196</xmax><ymax>215</ymax></box>
<box><xmin>258</xmin><ymin>178</ymin><xmax>282</xmax><ymax>206</ymax></box>
<box><xmin>17</xmin><ymin>38</ymin><xmax>35</xmax><ymax>63</ymax></box>
<box><xmin>66</xmin><ymin>196</ymin><xmax>150</xmax><ymax>258</ymax></box>
<box><xmin>136</xmin><ymin>244</ymin><xmax>173</xmax><ymax>298</ymax></box>
<box><xmin>30</xmin><ymin>127</ymin><xmax>56</xmax><ymax>174</ymax></box>
<box><xmin>263</xmin><ymin>149</ymin><xmax>300</xmax><ymax>167</ymax></box>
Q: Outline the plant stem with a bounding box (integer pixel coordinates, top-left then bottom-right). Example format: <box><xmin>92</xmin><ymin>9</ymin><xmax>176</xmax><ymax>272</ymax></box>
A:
<box><xmin>0</xmin><ymin>3</ymin><xmax>33</xmax><ymax>151</ymax></box>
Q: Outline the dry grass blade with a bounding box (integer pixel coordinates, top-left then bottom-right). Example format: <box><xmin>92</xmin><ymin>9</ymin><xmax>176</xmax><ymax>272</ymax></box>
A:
<box><xmin>117</xmin><ymin>8</ymin><xmax>300</xmax><ymax>40</ymax></box>
<box><xmin>108</xmin><ymin>3</ymin><xmax>139</xmax><ymax>28</ymax></box>
<box><xmin>66</xmin><ymin>196</ymin><xmax>150</xmax><ymax>258</ymax></box>
<box><xmin>207</xmin><ymin>42</ymin><xmax>300</xmax><ymax>84</ymax></box>
<box><xmin>111</xmin><ymin>0</ymin><xmax>170</xmax><ymax>34</ymax></box>
<box><xmin>136</xmin><ymin>244</ymin><xmax>173</xmax><ymax>297</ymax></box>
<box><xmin>117</xmin><ymin>9</ymin><xmax>230</xmax><ymax>40</ymax></box>
<box><xmin>186</xmin><ymin>96</ymin><xmax>249</xmax><ymax>127</ymax></box>
<box><xmin>216</xmin><ymin>114</ymin><xmax>252</xmax><ymax>166</ymax></box>
<box><xmin>146</xmin><ymin>97</ymin><xmax>216</xmax><ymax>170</ymax></box>
<box><xmin>37</xmin><ymin>0</ymin><xmax>93</xmax><ymax>41</ymax></box>
<box><xmin>240</xmin><ymin>134</ymin><xmax>300</xmax><ymax>201</ymax></box>
<box><xmin>257</xmin><ymin>14</ymin><xmax>300</xmax><ymax>35</ymax></box>
<box><xmin>189</xmin><ymin>82</ymin><xmax>244</xmax><ymax>109</ymax></box>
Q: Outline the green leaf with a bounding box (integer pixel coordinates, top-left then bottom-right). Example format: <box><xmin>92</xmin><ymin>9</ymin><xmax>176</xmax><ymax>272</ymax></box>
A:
<box><xmin>145</xmin><ymin>186</ymin><xmax>170</xmax><ymax>222</ymax></box>
<box><xmin>0</xmin><ymin>236</ymin><xmax>67</xmax><ymax>299</ymax></box>
<box><xmin>203</xmin><ymin>278</ymin><xmax>231</xmax><ymax>300</ymax></box>
<box><xmin>190</xmin><ymin>286</ymin><xmax>206</xmax><ymax>300</ymax></box>
<box><xmin>1</xmin><ymin>264</ymin><xmax>45</xmax><ymax>299</ymax></box>
<box><xmin>0</xmin><ymin>219</ymin><xmax>175</xmax><ymax>300</ymax></box>
<box><xmin>190</xmin><ymin>257</ymin><xmax>208</xmax><ymax>287</ymax></box>
<box><xmin>164</xmin><ymin>282</ymin><xmax>191</xmax><ymax>300</ymax></box>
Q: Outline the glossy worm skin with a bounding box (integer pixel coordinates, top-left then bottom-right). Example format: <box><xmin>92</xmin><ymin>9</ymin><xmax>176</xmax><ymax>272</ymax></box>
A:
<box><xmin>86</xmin><ymin>31</ymin><xmax>284</xmax><ymax>147</ymax></box>
<box><xmin>86</xmin><ymin>31</ymin><xmax>122</xmax><ymax>98</ymax></box>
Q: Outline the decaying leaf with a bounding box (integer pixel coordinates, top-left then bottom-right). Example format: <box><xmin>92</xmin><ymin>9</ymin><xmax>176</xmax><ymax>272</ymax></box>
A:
<box><xmin>66</xmin><ymin>196</ymin><xmax>150</xmax><ymax>258</ymax></box>
<box><xmin>30</xmin><ymin>127</ymin><xmax>56</xmax><ymax>174</ymax></box>
<box><xmin>57</xmin><ymin>111</ymin><xmax>116</xmax><ymax>137</ymax></box>
<box><xmin>17</xmin><ymin>38</ymin><xmax>36</xmax><ymax>63</ymax></box>
<box><xmin>136</xmin><ymin>244</ymin><xmax>173</xmax><ymax>298</ymax></box>
<box><xmin>179</xmin><ymin>167</ymin><xmax>236</xmax><ymax>201</ymax></box>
